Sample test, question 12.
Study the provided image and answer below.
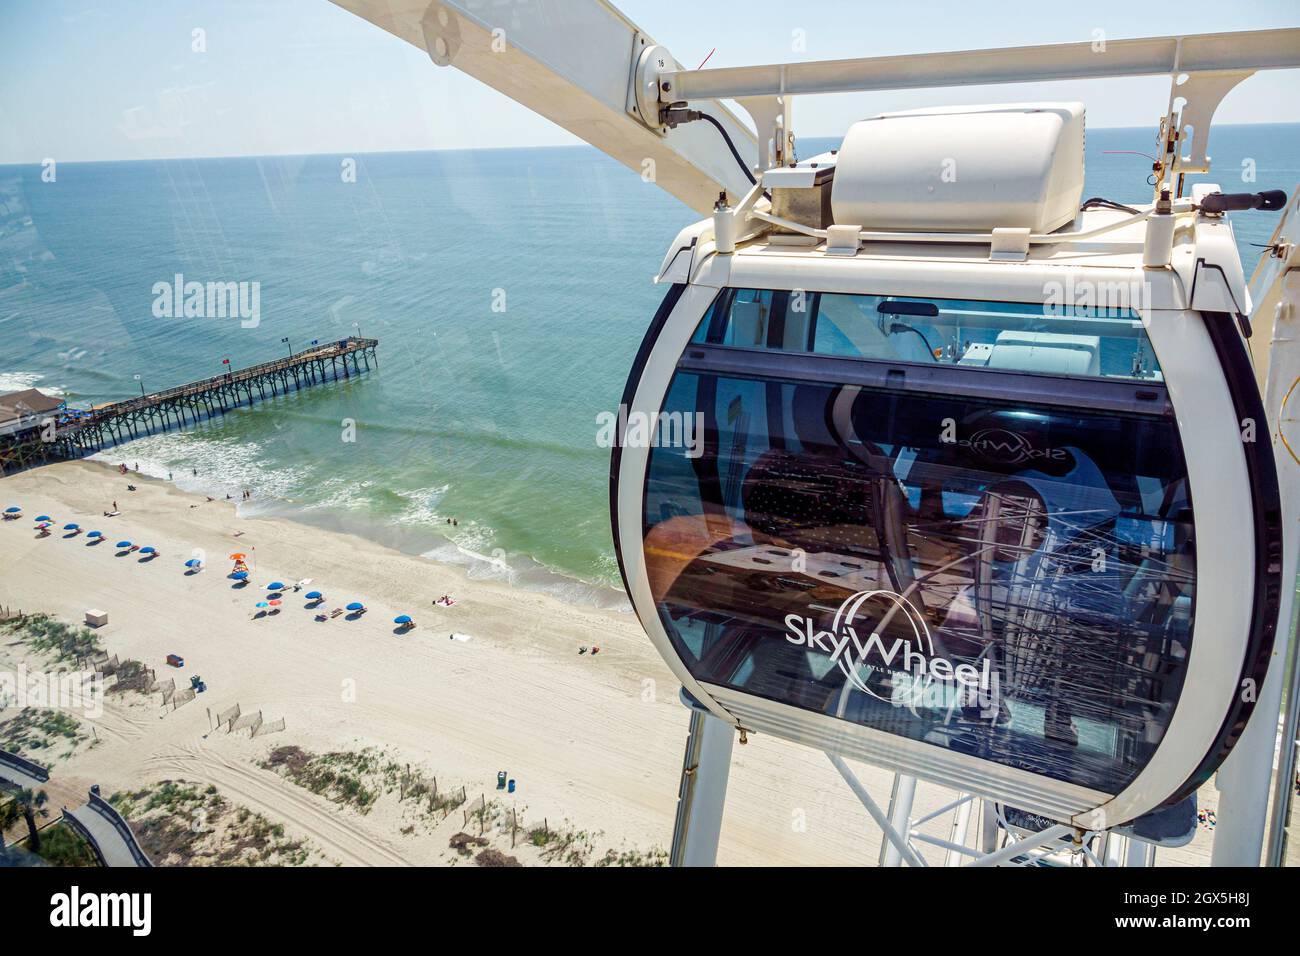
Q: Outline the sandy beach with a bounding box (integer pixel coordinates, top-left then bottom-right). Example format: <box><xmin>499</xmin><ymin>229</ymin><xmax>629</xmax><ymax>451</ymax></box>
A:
<box><xmin>0</xmin><ymin>460</ymin><xmax>1224</xmax><ymax>865</ymax></box>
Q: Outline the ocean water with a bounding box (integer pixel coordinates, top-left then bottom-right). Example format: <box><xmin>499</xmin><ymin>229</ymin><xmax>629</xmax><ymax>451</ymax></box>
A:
<box><xmin>1</xmin><ymin>124</ymin><xmax>1297</xmax><ymax>602</ymax></box>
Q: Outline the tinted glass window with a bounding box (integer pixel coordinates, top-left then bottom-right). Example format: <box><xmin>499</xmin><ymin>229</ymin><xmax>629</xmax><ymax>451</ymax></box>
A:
<box><xmin>643</xmin><ymin>364</ymin><xmax>1194</xmax><ymax>794</ymax></box>
<box><xmin>693</xmin><ymin>289</ymin><xmax>1162</xmax><ymax>381</ymax></box>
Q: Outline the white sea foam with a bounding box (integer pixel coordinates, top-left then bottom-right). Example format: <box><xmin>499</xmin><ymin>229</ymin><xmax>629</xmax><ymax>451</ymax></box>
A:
<box><xmin>87</xmin><ymin>434</ymin><xmax>629</xmax><ymax>611</ymax></box>
<box><xmin>0</xmin><ymin>371</ymin><xmax>65</xmax><ymax>396</ymax></box>
<box><xmin>88</xmin><ymin>433</ymin><xmax>310</xmax><ymax>502</ymax></box>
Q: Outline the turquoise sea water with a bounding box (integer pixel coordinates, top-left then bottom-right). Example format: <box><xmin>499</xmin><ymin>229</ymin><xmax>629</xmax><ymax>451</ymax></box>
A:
<box><xmin>1</xmin><ymin>124</ymin><xmax>1297</xmax><ymax>603</ymax></box>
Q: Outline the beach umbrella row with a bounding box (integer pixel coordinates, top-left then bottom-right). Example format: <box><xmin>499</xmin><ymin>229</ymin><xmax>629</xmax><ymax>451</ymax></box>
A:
<box><xmin>12</xmin><ymin>515</ymin><xmax>417</xmax><ymax>631</ymax></box>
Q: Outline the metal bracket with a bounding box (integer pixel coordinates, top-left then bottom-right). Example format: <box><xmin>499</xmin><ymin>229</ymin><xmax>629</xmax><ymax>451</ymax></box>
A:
<box><xmin>626</xmin><ymin>32</ymin><xmax>670</xmax><ymax>135</ymax></box>
<box><xmin>1156</xmin><ymin>67</ymin><xmax>1254</xmax><ymax>195</ymax></box>
<box><xmin>420</xmin><ymin>1</ymin><xmax>462</xmax><ymax>67</ymax></box>
<box><xmin>735</xmin><ymin>94</ymin><xmax>794</xmax><ymax>170</ymax></box>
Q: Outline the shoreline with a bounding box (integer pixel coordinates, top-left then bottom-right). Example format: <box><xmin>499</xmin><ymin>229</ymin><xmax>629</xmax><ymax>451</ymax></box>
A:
<box><xmin>85</xmin><ymin>451</ymin><xmax>633</xmax><ymax>612</ymax></box>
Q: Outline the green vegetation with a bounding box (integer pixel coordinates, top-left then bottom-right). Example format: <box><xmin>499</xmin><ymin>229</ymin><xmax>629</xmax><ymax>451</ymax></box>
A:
<box><xmin>262</xmin><ymin>745</ymin><xmax>465</xmax><ymax>819</ymax></box>
<box><xmin>262</xmin><ymin>746</ymin><xmax>381</xmax><ymax>813</ymax></box>
<box><xmin>0</xmin><ymin>788</ymin><xmax>50</xmax><ymax>856</ymax></box>
<box><xmin>595</xmin><ymin>846</ymin><xmax>670</xmax><ymax>867</ymax></box>
<box><xmin>110</xmin><ymin>780</ymin><xmax>314</xmax><ymax>866</ymax></box>
<box><xmin>1</xmin><ymin>613</ymin><xmax>102</xmax><ymax>663</ymax></box>
<box><xmin>108</xmin><ymin>659</ymin><xmax>152</xmax><ymax>695</ymax></box>
<box><xmin>25</xmin><ymin>821</ymin><xmax>99</xmax><ymax>867</ymax></box>
<box><xmin>0</xmin><ymin>707</ymin><xmax>87</xmax><ymax>760</ymax></box>
<box><xmin>259</xmin><ymin>746</ymin><xmax>666</xmax><ymax>867</ymax></box>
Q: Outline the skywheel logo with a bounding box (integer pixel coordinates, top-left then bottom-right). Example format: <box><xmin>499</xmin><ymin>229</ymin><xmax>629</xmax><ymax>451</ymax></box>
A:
<box><xmin>784</xmin><ymin>590</ymin><xmax>992</xmax><ymax>704</ymax></box>
<box><xmin>964</xmin><ymin>428</ymin><xmax>1067</xmax><ymax>467</ymax></box>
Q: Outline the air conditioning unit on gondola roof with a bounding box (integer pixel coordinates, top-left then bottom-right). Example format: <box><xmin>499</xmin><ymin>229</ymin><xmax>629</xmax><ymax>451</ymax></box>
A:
<box><xmin>828</xmin><ymin>102</ymin><xmax>1087</xmax><ymax>234</ymax></box>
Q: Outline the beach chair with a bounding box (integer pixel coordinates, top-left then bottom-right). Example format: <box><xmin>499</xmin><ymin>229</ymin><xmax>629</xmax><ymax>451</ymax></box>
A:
<box><xmin>330</xmin><ymin>608</ymin><xmax>343</xmax><ymax>618</ymax></box>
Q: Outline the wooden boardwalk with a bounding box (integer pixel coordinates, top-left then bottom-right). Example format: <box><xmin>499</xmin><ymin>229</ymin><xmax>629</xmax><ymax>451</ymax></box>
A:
<box><xmin>0</xmin><ymin>337</ymin><xmax>378</xmax><ymax>472</ymax></box>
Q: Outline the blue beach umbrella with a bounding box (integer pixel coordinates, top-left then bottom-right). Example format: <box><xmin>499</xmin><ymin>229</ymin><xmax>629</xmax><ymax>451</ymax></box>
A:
<box><xmin>116</xmin><ymin>541</ymin><xmax>132</xmax><ymax>549</ymax></box>
<box><xmin>394</xmin><ymin>615</ymin><xmax>412</xmax><ymax>625</ymax></box>
<box><xmin>232</xmin><ymin>570</ymin><xmax>249</xmax><ymax>580</ymax></box>
<box><xmin>266</xmin><ymin>581</ymin><xmax>285</xmax><ymax>591</ymax></box>
<box><xmin>35</xmin><ymin>515</ymin><xmax>51</xmax><ymax>522</ymax></box>
<box><xmin>185</xmin><ymin>558</ymin><xmax>202</xmax><ymax>568</ymax></box>
<box><xmin>139</xmin><ymin>546</ymin><xmax>157</xmax><ymax>554</ymax></box>
<box><xmin>4</xmin><ymin>507</ymin><xmax>20</xmax><ymax>514</ymax></box>
<box><xmin>63</xmin><ymin>523</ymin><xmax>79</xmax><ymax>531</ymax></box>
<box><xmin>346</xmin><ymin>602</ymin><xmax>365</xmax><ymax>611</ymax></box>
<box><xmin>255</xmin><ymin>601</ymin><xmax>269</xmax><ymax>609</ymax></box>
<box><xmin>87</xmin><ymin>531</ymin><xmax>103</xmax><ymax>538</ymax></box>
<box><xmin>305</xmin><ymin>591</ymin><xmax>322</xmax><ymax>600</ymax></box>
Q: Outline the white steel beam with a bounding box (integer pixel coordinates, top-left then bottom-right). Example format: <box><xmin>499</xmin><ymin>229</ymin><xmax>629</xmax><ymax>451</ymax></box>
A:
<box><xmin>1215</xmin><ymin>198</ymin><xmax>1300</xmax><ymax>866</ymax></box>
<box><xmin>669</xmin><ymin>708</ymin><xmax>734</xmax><ymax>867</ymax></box>
<box><xmin>664</xmin><ymin>29</ymin><xmax>1300</xmax><ymax>102</ymax></box>
<box><xmin>328</xmin><ymin>0</ymin><xmax>758</xmax><ymax>214</ymax></box>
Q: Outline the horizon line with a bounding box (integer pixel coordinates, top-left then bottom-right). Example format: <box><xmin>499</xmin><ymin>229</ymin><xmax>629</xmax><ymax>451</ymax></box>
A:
<box><xmin>3</xmin><ymin>120</ymin><xmax>1297</xmax><ymax>167</ymax></box>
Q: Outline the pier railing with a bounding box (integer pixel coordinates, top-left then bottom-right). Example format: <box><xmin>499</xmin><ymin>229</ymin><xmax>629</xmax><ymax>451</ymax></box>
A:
<box><xmin>0</xmin><ymin>336</ymin><xmax>379</xmax><ymax>473</ymax></box>
<box><xmin>77</xmin><ymin>337</ymin><xmax>379</xmax><ymax>425</ymax></box>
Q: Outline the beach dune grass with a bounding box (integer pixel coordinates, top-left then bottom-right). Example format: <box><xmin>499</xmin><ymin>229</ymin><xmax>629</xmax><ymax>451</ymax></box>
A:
<box><xmin>262</xmin><ymin>745</ymin><xmax>467</xmax><ymax>819</ymax></box>
<box><xmin>110</xmin><ymin>780</ymin><xmax>315</xmax><ymax>866</ymax></box>
<box><xmin>0</xmin><ymin>707</ymin><xmax>87</xmax><ymax>760</ymax></box>
<box><xmin>2</xmin><ymin>613</ymin><xmax>102</xmax><ymax>663</ymax></box>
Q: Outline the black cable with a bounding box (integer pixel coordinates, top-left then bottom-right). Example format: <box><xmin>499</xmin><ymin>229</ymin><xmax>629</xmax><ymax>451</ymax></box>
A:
<box><xmin>1080</xmin><ymin>196</ymin><xmax>1142</xmax><ymax>215</ymax></box>
<box><xmin>694</xmin><ymin>111</ymin><xmax>757</xmax><ymax>186</ymax></box>
<box><xmin>888</xmin><ymin>323</ymin><xmax>939</xmax><ymax>361</ymax></box>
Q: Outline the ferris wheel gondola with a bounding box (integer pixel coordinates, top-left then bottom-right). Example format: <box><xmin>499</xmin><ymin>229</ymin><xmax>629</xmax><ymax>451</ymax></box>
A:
<box><xmin>608</xmin><ymin>103</ymin><xmax>1290</xmax><ymax>831</ymax></box>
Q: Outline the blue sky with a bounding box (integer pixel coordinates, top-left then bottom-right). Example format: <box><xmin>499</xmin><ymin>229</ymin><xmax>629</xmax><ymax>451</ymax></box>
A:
<box><xmin>2</xmin><ymin>0</ymin><xmax>1298</xmax><ymax>163</ymax></box>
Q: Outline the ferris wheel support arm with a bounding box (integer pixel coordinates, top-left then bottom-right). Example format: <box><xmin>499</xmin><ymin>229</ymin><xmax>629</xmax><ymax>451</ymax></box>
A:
<box><xmin>328</xmin><ymin>0</ymin><xmax>758</xmax><ymax>214</ymax></box>
<box><xmin>659</xmin><ymin>29</ymin><xmax>1300</xmax><ymax>101</ymax></box>
<box><xmin>1215</xmin><ymin>192</ymin><xmax>1300</xmax><ymax>866</ymax></box>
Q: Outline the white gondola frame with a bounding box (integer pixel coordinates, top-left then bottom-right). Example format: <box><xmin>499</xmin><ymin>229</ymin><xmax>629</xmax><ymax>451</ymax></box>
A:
<box><xmin>615</xmin><ymin>251</ymin><xmax>1263</xmax><ymax>829</ymax></box>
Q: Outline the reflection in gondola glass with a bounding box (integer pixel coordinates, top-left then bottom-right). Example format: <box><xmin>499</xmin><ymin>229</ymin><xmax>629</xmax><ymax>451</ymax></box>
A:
<box><xmin>645</xmin><ymin>291</ymin><xmax>1195</xmax><ymax>794</ymax></box>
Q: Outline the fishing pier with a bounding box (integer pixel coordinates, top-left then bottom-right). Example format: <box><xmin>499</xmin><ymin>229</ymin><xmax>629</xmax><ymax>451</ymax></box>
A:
<box><xmin>0</xmin><ymin>336</ymin><xmax>378</xmax><ymax>473</ymax></box>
